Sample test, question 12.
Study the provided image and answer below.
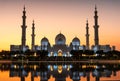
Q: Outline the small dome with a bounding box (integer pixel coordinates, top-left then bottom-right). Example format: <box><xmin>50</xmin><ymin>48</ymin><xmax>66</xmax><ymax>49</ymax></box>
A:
<box><xmin>72</xmin><ymin>37</ymin><xmax>80</xmax><ymax>46</ymax></box>
<box><xmin>41</xmin><ymin>37</ymin><xmax>49</xmax><ymax>42</ymax></box>
<box><xmin>55</xmin><ymin>33</ymin><xmax>66</xmax><ymax>45</ymax></box>
<box><xmin>41</xmin><ymin>37</ymin><xmax>49</xmax><ymax>45</ymax></box>
<box><xmin>72</xmin><ymin>37</ymin><xmax>80</xmax><ymax>42</ymax></box>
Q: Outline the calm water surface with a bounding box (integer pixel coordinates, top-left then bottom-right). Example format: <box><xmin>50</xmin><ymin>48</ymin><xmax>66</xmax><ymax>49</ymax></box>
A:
<box><xmin>0</xmin><ymin>62</ymin><xmax>120</xmax><ymax>81</ymax></box>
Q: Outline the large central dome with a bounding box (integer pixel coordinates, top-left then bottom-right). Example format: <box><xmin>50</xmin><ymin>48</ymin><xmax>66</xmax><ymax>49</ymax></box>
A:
<box><xmin>55</xmin><ymin>33</ymin><xmax>66</xmax><ymax>45</ymax></box>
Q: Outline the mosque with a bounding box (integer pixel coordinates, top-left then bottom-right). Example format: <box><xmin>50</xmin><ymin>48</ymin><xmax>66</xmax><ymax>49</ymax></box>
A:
<box><xmin>10</xmin><ymin>6</ymin><xmax>115</xmax><ymax>56</ymax></box>
<box><xmin>38</xmin><ymin>33</ymin><xmax>85</xmax><ymax>56</ymax></box>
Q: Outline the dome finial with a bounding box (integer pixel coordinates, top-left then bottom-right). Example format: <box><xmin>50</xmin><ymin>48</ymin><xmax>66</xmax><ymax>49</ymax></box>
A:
<box><xmin>44</xmin><ymin>36</ymin><xmax>46</xmax><ymax>38</ymax></box>
<box><xmin>33</xmin><ymin>20</ymin><xmax>34</xmax><ymax>23</ymax></box>
<box><xmin>24</xmin><ymin>5</ymin><xmax>26</xmax><ymax>11</ymax></box>
<box><xmin>75</xmin><ymin>35</ymin><xmax>77</xmax><ymax>38</ymax></box>
<box><xmin>86</xmin><ymin>18</ymin><xmax>88</xmax><ymax>23</ymax></box>
<box><xmin>60</xmin><ymin>30</ymin><xmax>61</xmax><ymax>34</ymax></box>
<box><xmin>95</xmin><ymin>4</ymin><xmax>97</xmax><ymax>11</ymax></box>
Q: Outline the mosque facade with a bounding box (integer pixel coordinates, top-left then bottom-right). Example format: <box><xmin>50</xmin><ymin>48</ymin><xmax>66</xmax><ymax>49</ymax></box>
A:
<box><xmin>36</xmin><ymin>33</ymin><xmax>85</xmax><ymax>56</ymax></box>
<box><xmin>10</xmin><ymin>6</ymin><xmax>115</xmax><ymax>55</ymax></box>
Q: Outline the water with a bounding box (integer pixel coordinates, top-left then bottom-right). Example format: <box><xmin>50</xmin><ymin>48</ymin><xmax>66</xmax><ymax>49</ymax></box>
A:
<box><xmin>0</xmin><ymin>62</ymin><xmax>120</xmax><ymax>81</ymax></box>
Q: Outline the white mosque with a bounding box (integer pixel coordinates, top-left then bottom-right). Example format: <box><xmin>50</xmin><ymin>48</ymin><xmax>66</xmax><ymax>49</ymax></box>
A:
<box><xmin>37</xmin><ymin>33</ymin><xmax>85</xmax><ymax>56</ymax></box>
<box><xmin>10</xmin><ymin>6</ymin><xmax>115</xmax><ymax>56</ymax></box>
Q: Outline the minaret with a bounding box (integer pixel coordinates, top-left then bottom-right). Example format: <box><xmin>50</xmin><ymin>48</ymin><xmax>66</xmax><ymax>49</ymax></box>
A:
<box><xmin>21</xmin><ymin>6</ymin><xmax>27</xmax><ymax>48</ymax></box>
<box><xmin>86</xmin><ymin>19</ymin><xmax>90</xmax><ymax>50</ymax></box>
<box><xmin>31</xmin><ymin>20</ymin><xmax>35</xmax><ymax>51</ymax></box>
<box><xmin>94</xmin><ymin>5</ymin><xmax>99</xmax><ymax>46</ymax></box>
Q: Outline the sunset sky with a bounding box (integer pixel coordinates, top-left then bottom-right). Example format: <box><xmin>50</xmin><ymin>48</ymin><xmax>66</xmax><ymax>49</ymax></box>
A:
<box><xmin>0</xmin><ymin>0</ymin><xmax>120</xmax><ymax>51</ymax></box>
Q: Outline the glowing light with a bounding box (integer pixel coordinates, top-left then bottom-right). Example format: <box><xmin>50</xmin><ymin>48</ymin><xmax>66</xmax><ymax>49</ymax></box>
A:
<box><xmin>58</xmin><ymin>65</ymin><xmax>63</xmax><ymax>74</ymax></box>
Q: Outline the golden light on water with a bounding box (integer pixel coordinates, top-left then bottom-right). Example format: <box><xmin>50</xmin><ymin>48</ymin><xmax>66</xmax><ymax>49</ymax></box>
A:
<box><xmin>34</xmin><ymin>65</ymin><xmax>37</xmax><ymax>70</ymax></box>
<box><xmin>50</xmin><ymin>65</ymin><xmax>53</xmax><ymax>71</ymax></box>
<box><xmin>58</xmin><ymin>65</ymin><xmax>63</xmax><ymax>74</ymax></box>
<box><xmin>67</xmin><ymin>65</ymin><xmax>70</xmax><ymax>71</ymax></box>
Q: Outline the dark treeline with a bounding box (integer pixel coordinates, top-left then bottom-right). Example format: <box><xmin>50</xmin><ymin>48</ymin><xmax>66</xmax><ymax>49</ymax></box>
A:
<box><xmin>70</xmin><ymin>50</ymin><xmax>120</xmax><ymax>60</ymax></box>
<box><xmin>0</xmin><ymin>50</ymin><xmax>48</xmax><ymax>61</ymax></box>
<box><xmin>0</xmin><ymin>50</ymin><xmax>120</xmax><ymax>61</ymax></box>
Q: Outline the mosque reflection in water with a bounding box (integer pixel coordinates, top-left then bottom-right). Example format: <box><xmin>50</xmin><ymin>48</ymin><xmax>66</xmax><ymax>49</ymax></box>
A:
<box><xmin>0</xmin><ymin>62</ymin><xmax>120</xmax><ymax>81</ymax></box>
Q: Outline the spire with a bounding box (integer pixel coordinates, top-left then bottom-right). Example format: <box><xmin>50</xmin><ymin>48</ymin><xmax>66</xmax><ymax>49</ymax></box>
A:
<box><xmin>86</xmin><ymin>19</ymin><xmax>88</xmax><ymax>26</ymax></box>
<box><xmin>95</xmin><ymin>4</ymin><xmax>97</xmax><ymax>11</ymax></box>
<box><xmin>32</xmin><ymin>20</ymin><xmax>35</xmax><ymax>28</ymax></box>
<box><xmin>94</xmin><ymin>5</ymin><xmax>99</xmax><ymax>46</ymax></box>
<box><xmin>86</xmin><ymin>19</ymin><xmax>90</xmax><ymax>50</ymax></box>
<box><xmin>94</xmin><ymin>5</ymin><xmax>98</xmax><ymax>17</ymax></box>
<box><xmin>22</xmin><ymin>6</ymin><xmax>26</xmax><ymax>25</ymax></box>
<box><xmin>23</xmin><ymin>6</ymin><xmax>26</xmax><ymax>16</ymax></box>
<box><xmin>24</xmin><ymin>5</ymin><xmax>25</xmax><ymax>11</ymax></box>
<box><xmin>31</xmin><ymin>20</ymin><xmax>35</xmax><ymax>51</ymax></box>
<box><xmin>33</xmin><ymin>20</ymin><xmax>34</xmax><ymax>23</ymax></box>
<box><xmin>21</xmin><ymin>6</ymin><xmax>27</xmax><ymax>48</ymax></box>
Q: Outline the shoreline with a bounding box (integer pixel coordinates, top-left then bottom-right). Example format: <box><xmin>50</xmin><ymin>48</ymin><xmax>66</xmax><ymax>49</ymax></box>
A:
<box><xmin>0</xmin><ymin>60</ymin><xmax>120</xmax><ymax>64</ymax></box>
